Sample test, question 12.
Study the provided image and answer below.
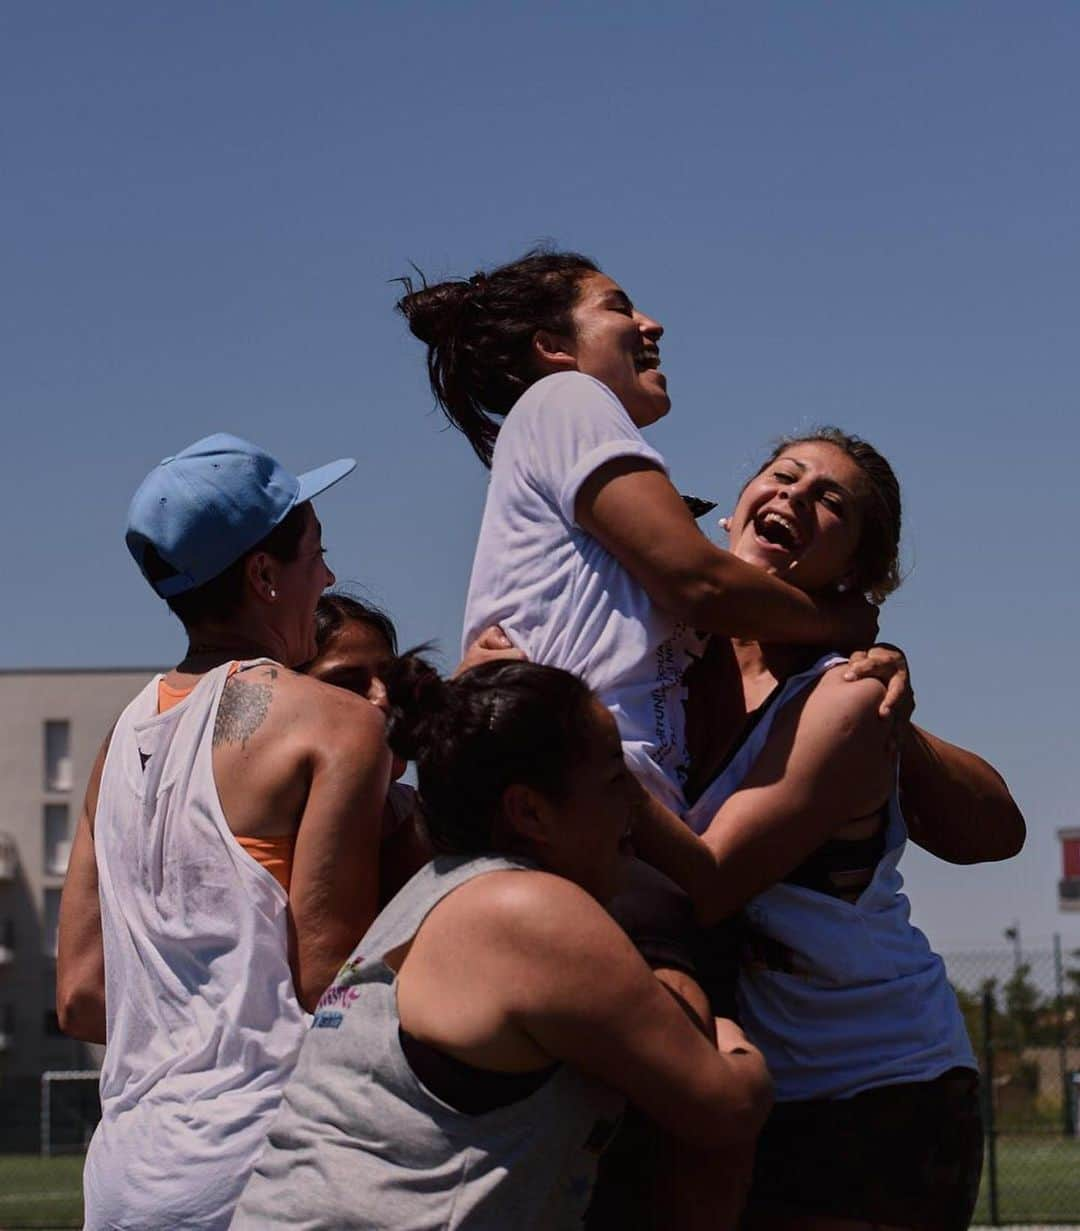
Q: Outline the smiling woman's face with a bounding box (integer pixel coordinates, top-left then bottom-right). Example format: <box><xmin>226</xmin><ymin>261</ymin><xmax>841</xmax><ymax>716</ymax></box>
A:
<box><xmin>563</xmin><ymin>272</ymin><xmax>670</xmax><ymax>429</ymax></box>
<box><xmin>728</xmin><ymin>440</ymin><xmax>867</xmax><ymax>594</ymax></box>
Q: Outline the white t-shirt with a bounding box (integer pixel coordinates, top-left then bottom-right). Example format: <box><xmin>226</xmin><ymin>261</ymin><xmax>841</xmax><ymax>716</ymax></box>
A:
<box><xmin>462</xmin><ymin>372</ymin><xmax>705</xmax><ymax>813</ymax></box>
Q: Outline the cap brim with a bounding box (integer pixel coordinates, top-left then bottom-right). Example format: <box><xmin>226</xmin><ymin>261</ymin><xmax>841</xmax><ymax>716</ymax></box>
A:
<box><xmin>296</xmin><ymin>457</ymin><xmax>357</xmax><ymax>504</ymax></box>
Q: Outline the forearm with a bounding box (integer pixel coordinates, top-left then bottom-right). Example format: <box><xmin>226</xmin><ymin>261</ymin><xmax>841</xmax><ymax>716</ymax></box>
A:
<box><xmin>630</xmin><ymin>789</ymin><xmax>736</xmax><ymax>926</ymax></box>
<box><xmin>671</xmin><ymin>550</ymin><xmax>841</xmax><ymax>644</ymax></box>
<box><xmin>899</xmin><ymin>725</ymin><xmax>1025</xmax><ymax>864</ymax></box>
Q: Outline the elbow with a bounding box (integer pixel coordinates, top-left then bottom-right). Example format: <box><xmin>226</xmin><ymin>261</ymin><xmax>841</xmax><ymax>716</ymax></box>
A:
<box><xmin>695</xmin><ymin>1063</ymin><xmax>774</xmax><ymax>1151</ymax></box>
<box><xmin>986</xmin><ymin>801</ymin><xmax>1027</xmax><ymax>862</ymax></box>
<box><xmin>955</xmin><ymin>795</ymin><xmax>1027</xmax><ymax>865</ymax></box>
<box><xmin>56</xmin><ymin>982</ymin><xmax>106</xmax><ymax>1045</ymax></box>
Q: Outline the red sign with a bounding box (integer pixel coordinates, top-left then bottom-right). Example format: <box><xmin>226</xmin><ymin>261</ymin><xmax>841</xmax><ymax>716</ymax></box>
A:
<box><xmin>1065</xmin><ymin>838</ymin><xmax>1080</xmax><ymax>880</ymax></box>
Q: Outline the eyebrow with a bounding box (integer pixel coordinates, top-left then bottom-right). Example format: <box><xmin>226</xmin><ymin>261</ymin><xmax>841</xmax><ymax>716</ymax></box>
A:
<box><xmin>775</xmin><ymin>457</ymin><xmax>855</xmax><ymax>498</ymax></box>
<box><xmin>604</xmin><ymin>289</ymin><xmax>634</xmax><ymax>312</ymax></box>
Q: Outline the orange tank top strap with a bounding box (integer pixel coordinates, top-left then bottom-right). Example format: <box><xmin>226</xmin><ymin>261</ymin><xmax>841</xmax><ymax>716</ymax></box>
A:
<box><xmin>157</xmin><ymin>661</ymin><xmax>242</xmax><ymax>714</ymax></box>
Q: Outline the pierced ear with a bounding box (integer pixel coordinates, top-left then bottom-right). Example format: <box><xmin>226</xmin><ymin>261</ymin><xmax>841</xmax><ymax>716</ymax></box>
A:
<box><xmin>836</xmin><ymin>571</ymin><xmax>857</xmax><ymax>594</ymax></box>
<box><xmin>245</xmin><ymin>551</ymin><xmax>277</xmax><ymax>604</ymax></box>
<box><xmin>532</xmin><ymin>328</ymin><xmax>578</xmax><ymax>373</ymax></box>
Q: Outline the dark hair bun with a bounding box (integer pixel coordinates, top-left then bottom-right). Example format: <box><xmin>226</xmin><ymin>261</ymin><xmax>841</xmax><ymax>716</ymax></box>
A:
<box><xmin>383</xmin><ymin>649</ymin><xmax>451</xmax><ymax>762</ymax></box>
<box><xmin>396</xmin><ymin>280</ymin><xmax>472</xmax><ymax>347</ymax></box>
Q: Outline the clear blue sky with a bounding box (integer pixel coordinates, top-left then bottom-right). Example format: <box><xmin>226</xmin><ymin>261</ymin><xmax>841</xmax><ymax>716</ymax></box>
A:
<box><xmin>3</xmin><ymin>2</ymin><xmax>1077</xmax><ymax>952</ymax></box>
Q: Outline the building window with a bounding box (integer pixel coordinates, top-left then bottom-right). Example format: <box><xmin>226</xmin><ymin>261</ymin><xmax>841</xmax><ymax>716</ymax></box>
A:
<box><xmin>44</xmin><ymin>804</ymin><xmax>71</xmax><ymax>876</ymax></box>
<box><xmin>43</xmin><ymin>888</ymin><xmax>62</xmax><ymax>957</ymax></box>
<box><xmin>44</xmin><ymin>721</ymin><xmax>73</xmax><ymax>792</ymax></box>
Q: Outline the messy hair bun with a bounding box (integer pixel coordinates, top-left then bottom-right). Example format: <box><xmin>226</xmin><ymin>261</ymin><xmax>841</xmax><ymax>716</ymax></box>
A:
<box><xmin>383</xmin><ymin>652</ymin><xmax>595</xmax><ymax>854</ymax></box>
<box><xmin>397</xmin><ymin>279</ymin><xmax>475</xmax><ymax>349</ymax></box>
<box><xmin>396</xmin><ymin>249</ymin><xmax>599</xmax><ymax>467</ymax></box>
<box><xmin>383</xmin><ymin>649</ymin><xmax>452</xmax><ymax>763</ymax></box>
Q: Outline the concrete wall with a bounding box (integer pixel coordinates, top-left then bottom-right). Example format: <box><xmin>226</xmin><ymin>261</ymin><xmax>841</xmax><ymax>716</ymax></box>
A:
<box><xmin>0</xmin><ymin>669</ymin><xmax>158</xmax><ymax>1076</ymax></box>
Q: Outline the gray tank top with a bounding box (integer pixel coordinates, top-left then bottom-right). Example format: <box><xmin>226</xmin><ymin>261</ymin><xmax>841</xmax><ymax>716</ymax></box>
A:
<box><xmin>232</xmin><ymin>854</ymin><xmax>625</xmax><ymax>1230</ymax></box>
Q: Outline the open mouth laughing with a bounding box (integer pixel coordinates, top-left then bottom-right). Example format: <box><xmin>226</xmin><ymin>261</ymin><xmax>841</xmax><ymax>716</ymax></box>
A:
<box><xmin>753</xmin><ymin>508</ymin><xmax>806</xmax><ymax>556</ymax></box>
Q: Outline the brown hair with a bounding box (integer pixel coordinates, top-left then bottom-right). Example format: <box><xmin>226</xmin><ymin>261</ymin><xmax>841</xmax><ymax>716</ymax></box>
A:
<box><xmin>755</xmin><ymin>427</ymin><xmax>902</xmax><ymax>604</ymax></box>
<box><xmin>396</xmin><ymin>248</ymin><xmax>599</xmax><ymax>466</ymax></box>
<box><xmin>384</xmin><ymin>653</ymin><xmax>595</xmax><ymax>854</ymax></box>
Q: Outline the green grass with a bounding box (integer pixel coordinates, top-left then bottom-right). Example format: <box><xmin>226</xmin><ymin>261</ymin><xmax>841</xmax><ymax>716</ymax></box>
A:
<box><xmin>0</xmin><ymin>1155</ymin><xmax>84</xmax><ymax>1230</ymax></box>
<box><xmin>1</xmin><ymin>1139</ymin><xmax>1079</xmax><ymax>1228</ymax></box>
<box><xmin>974</xmin><ymin>1134</ymin><xmax>1080</xmax><ymax>1224</ymax></box>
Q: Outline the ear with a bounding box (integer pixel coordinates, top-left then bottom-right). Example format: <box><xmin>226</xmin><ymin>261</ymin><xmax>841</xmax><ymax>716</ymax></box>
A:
<box><xmin>245</xmin><ymin>550</ymin><xmax>278</xmax><ymax>604</ymax></box>
<box><xmin>531</xmin><ymin>328</ymin><xmax>579</xmax><ymax>375</ymax></box>
<box><xmin>499</xmin><ymin>782</ymin><xmax>556</xmax><ymax>850</ymax></box>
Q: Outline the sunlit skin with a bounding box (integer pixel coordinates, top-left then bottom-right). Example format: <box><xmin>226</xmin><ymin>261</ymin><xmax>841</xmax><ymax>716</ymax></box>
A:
<box><xmin>304</xmin><ymin>620</ymin><xmax>406</xmax><ymax>780</ymax></box>
<box><xmin>262</xmin><ymin>507</ymin><xmax>336</xmax><ymax>665</ymax></box>
<box><xmin>554</xmin><ymin>272</ymin><xmax>670</xmax><ymax>430</ymax></box>
<box><xmin>726</xmin><ymin>442</ymin><xmax>867</xmax><ymax>597</ymax></box>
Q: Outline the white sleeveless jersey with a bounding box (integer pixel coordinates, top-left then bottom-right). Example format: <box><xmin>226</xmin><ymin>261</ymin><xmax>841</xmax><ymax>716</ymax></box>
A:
<box><xmin>685</xmin><ymin>653</ymin><xmax>975</xmax><ymax>1103</ymax></box>
<box><xmin>83</xmin><ymin>660</ymin><xmax>308</xmax><ymax>1231</ymax></box>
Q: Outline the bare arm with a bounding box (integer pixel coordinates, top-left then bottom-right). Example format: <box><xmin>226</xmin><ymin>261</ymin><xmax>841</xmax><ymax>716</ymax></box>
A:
<box><xmin>458</xmin><ymin>876</ymin><xmax>773</xmax><ymax>1142</ymax></box>
<box><xmin>56</xmin><ymin>736</ymin><xmax>110</xmax><ymax>1043</ymax></box>
<box><xmin>506</xmin><ymin>876</ymin><xmax>772</xmax><ymax>1148</ymax></box>
<box><xmin>899</xmin><ymin>724</ymin><xmax>1025</xmax><ymax>864</ymax></box>
<box><xmin>633</xmin><ymin>672</ymin><xmax>895</xmax><ymax>925</ymax></box>
<box><xmin>288</xmin><ymin>694</ymin><xmax>391</xmax><ymax>1010</ymax></box>
<box><xmin>576</xmin><ymin>459</ymin><xmax>878</xmax><ymax>647</ymax></box>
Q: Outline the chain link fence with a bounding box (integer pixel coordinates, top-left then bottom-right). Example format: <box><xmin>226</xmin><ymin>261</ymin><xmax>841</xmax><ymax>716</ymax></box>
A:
<box><xmin>2</xmin><ymin>942</ymin><xmax>1079</xmax><ymax>1227</ymax></box>
<box><xmin>942</xmin><ymin>939</ymin><xmax>1080</xmax><ymax>1224</ymax></box>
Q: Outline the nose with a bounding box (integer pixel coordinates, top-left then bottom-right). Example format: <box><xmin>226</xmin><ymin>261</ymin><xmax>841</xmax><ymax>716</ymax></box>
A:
<box><xmin>636</xmin><ymin>310</ymin><xmax>663</xmax><ymax>341</ymax></box>
<box><xmin>324</xmin><ymin>561</ymin><xmax>337</xmax><ymax>587</ymax></box>
<box><xmin>777</xmin><ymin>478</ymin><xmax>810</xmax><ymax>509</ymax></box>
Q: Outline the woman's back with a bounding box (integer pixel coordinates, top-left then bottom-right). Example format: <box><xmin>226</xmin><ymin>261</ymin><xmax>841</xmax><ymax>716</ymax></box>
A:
<box><xmin>233</xmin><ymin>855</ymin><xmax>625</xmax><ymax>1231</ymax></box>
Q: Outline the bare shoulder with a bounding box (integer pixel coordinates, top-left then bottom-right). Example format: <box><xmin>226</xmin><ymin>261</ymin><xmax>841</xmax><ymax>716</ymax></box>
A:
<box><xmin>214</xmin><ymin>664</ymin><xmax>383</xmax><ymax>753</ymax></box>
<box><xmin>801</xmin><ymin>664</ymin><xmax>887</xmax><ymax>735</ymax></box>
<box><xmin>438</xmin><ymin>869</ymin><xmax>634</xmax><ymax>965</ymax></box>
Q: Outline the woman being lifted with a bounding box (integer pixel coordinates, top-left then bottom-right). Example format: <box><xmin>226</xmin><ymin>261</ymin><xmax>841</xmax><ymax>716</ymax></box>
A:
<box><xmin>397</xmin><ymin>250</ymin><xmax>899</xmax><ymax>821</ymax></box>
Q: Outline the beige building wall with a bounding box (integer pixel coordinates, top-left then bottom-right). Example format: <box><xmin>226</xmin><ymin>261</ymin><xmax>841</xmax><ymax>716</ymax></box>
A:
<box><xmin>0</xmin><ymin>669</ymin><xmax>158</xmax><ymax>1076</ymax></box>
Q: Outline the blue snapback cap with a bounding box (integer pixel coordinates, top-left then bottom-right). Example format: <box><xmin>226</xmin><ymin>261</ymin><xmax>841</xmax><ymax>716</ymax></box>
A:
<box><xmin>125</xmin><ymin>432</ymin><xmax>356</xmax><ymax>598</ymax></box>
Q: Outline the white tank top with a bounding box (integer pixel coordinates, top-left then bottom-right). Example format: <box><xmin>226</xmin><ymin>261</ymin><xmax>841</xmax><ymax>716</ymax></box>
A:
<box><xmin>685</xmin><ymin>654</ymin><xmax>975</xmax><ymax>1102</ymax></box>
<box><xmin>83</xmin><ymin>660</ymin><xmax>308</xmax><ymax>1231</ymax></box>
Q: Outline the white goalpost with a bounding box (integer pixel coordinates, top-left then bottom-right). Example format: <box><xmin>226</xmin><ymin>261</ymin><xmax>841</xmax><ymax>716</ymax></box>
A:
<box><xmin>40</xmin><ymin>1069</ymin><xmax>101</xmax><ymax>1157</ymax></box>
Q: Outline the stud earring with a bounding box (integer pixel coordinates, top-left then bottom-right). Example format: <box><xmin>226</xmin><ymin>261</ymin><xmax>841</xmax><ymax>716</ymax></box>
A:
<box><xmin>719</xmin><ymin>516</ymin><xmax>731</xmax><ymax>532</ymax></box>
<box><xmin>836</xmin><ymin>582</ymin><xmax>849</xmax><ymax>594</ymax></box>
<box><xmin>269</xmin><ymin>589</ymin><xmax>277</xmax><ymax>599</ymax></box>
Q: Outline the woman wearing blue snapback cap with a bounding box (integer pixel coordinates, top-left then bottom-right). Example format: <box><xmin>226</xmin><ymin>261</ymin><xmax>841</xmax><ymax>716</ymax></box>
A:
<box><xmin>57</xmin><ymin>433</ymin><xmax>393</xmax><ymax>1231</ymax></box>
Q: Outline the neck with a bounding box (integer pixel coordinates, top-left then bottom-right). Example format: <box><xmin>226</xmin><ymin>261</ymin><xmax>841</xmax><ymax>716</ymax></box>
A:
<box><xmin>731</xmin><ymin>637</ymin><xmax>811</xmax><ymax>695</ymax></box>
<box><xmin>176</xmin><ymin>626</ymin><xmax>284</xmax><ymax>674</ymax></box>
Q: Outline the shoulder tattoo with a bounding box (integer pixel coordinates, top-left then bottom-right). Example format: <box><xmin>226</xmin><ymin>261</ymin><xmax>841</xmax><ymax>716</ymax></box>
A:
<box><xmin>213</xmin><ymin>674</ymin><xmax>275</xmax><ymax>748</ymax></box>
